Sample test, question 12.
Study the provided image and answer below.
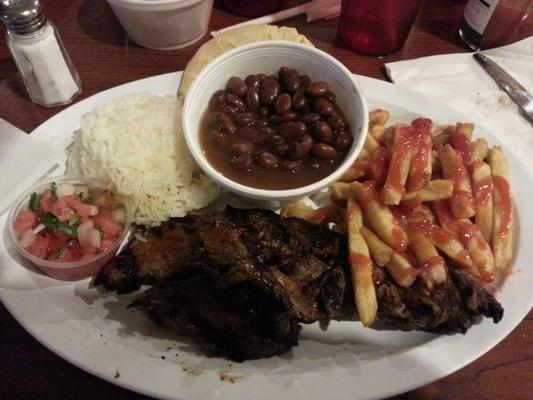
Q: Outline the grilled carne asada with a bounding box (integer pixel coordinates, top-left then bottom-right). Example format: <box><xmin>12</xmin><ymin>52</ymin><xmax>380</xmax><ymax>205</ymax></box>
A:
<box><xmin>96</xmin><ymin>206</ymin><xmax>503</xmax><ymax>361</ymax></box>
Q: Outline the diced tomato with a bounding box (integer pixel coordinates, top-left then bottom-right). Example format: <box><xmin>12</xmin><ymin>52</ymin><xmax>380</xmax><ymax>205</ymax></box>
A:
<box><xmin>25</xmin><ymin>234</ymin><xmax>50</xmax><ymax>258</ymax></box>
<box><xmin>73</xmin><ymin>203</ymin><xmax>93</xmax><ymax>223</ymax></box>
<box><xmin>80</xmin><ymin>246</ymin><xmax>98</xmax><ymax>260</ymax></box>
<box><xmin>93</xmin><ymin>210</ymin><xmax>122</xmax><ymax>240</ymax></box>
<box><xmin>41</xmin><ymin>192</ymin><xmax>78</xmax><ymax>222</ymax></box>
<box><xmin>13</xmin><ymin>211</ymin><xmax>39</xmax><ymax>235</ymax></box>
<box><xmin>47</xmin><ymin>232</ymin><xmax>70</xmax><ymax>258</ymax></box>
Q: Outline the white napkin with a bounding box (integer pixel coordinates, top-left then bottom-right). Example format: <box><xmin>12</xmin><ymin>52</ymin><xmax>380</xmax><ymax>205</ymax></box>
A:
<box><xmin>385</xmin><ymin>37</ymin><xmax>533</xmax><ymax>168</ymax></box>
<box><xmin>0</xmin><ymin>118</ymin><xmax>63</xmax><ymax>216</ymax></box>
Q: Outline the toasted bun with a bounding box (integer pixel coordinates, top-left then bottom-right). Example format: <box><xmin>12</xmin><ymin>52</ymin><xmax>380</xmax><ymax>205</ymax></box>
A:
<box><xmin>178</xmin><ymin>25</ymin><xmax>314</xmax><ymax>102</ymax></box>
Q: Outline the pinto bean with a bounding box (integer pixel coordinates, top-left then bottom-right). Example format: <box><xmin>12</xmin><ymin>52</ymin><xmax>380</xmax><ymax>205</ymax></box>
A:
<box><xmin>313</xmin><ymin>97</ymin><xmax>334</xmax><ymax>115</ymax></box>
<box><xmin>245</xmin><ymin>74</ymin><xmax>260</xmax><ymax>88</ymax></box>
<box><xmin>275</xmin><ymin>93</ymin><xmax>292</xmax><ymax>114</ymax></box>
<box><xmin>245</xmin><ymin>87</ymin><xmax>260</xmax><ymax>113</ymax></box>
<box><xmin>232</xmin><ymin>154</ymin><xmax>252</xmax><ymax>170</ymax></box>
<box><xmin>258</xmin><ymin>152</ymin><xmax>279</xmax><ymax>169</ymax></box>
<box><xmin>280</xmin><ymin>121</ymin><xmax>307</xmax><ymax>140</ymax></box>
<box><xmin>313</xmin><ymin>121</ymin><xmax>334</xmax><ymax>143</ymax></box>
<box><xmin>291</xmin><ymin>92</ymin><xmax>307</xmax><ymax>111</ymax></box>
<box><xmin>334</xmin><ymin>132</ymin><xmax>353</xmax><ymax>151</ymax></box>
<box><xmin>289</xmin><ymin>134</ymin><xmax>314</xmax><ymax>160</ymax></box>
<box><xmin>270</xmin><ymin>112</ymin><xmax>299</xmax><ymax>124</ymax></box>
<box><xmin>312</xmin><ymin>143</ymin><xmax>338</xmax><ymax>160</ymax></box>
<box><xmin>231</xmin><ymin>141</ymin><xmax>254</xmax><ymax>155</ymax></box>
<box><xmin>306</xmin><ymin>81</ymin><xmax>329</xmax><ymax>97</ymax></box>
<box><xmin>226</xmin><ymin>76</ymin><xmax>247</xmax><ymax>97</ymax></box>
<box><xmin>226</xmin><ymin>93</ymin><xmax>245</xmax><ymax>111</ymax></box>
<box><xmin>300</xmin><ymin>113</ymin><xmax>322</xmax><ymax>125</ymax></box>
<box><xmin>235</xmin><ymin>112</ymin><xmax>256</xmax><ymax>127</ymax></box>
<box><xmin>260</xmin><ymin>79</ymin><xmax>280</xmax><ymax>105</ymax></box>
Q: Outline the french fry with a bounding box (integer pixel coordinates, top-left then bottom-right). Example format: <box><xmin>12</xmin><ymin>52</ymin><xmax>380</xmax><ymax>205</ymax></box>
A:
<box><xmin>405</xmin><ymin>212</ymin><xmax>447</xmax><ymax>288</ymax></box>
<box><xmin>401</xmin><ymin>180</ymin><xmax>454</xmax><ymax>204</ymax></box>
<box><xmin>412</xmin><ymin>204</ymin><xmax>476</xmax><ymax>272</ymax></box>
<box><xmin>369</xmin><ymin>124</ymin><xmax>386</xmax><ymax>145</ymax></box>
<box><xmin>457</xmin><ymin>219</ymin><xmax>495</xmax><ymax>283</ymax></box>
<box><xmin>455</xmin><ymin>122</ymin><xmax>474</xmax><ymax>140</ymax></box>
<box><xmin>431</xmin><ymin>150</ymin><xmax>441</xmax><ymax>174</ymax></box>
<box><xmin>351</xmin><ymin>181</ymin><xmax>408</xmax><ymax>252</ymax></box>
<box><xmin>449</xmin><ymin>123</ymin><xmax>473</xmax><ymax>169</ymax></box>
<box><xmin>470</xmin><ymin>138</ymin><xmax>489</xmax><ymax>163</ymax></box>
<box><xmin>433</xmin><ymin>201</ymin><xmax>493</xmax><ymax>282</ymax></box>
<box><xmin>382</xmin><ymin>125</ymin><xmax>415</xmax><ymax>205</ymax></box>
<box><xmin>487</xmin><ymin>147</ymin><xmax>514</xmax><ymax>270</ymax></box>
<box><xmin>386</xmin><ymin>252</ymin><xmax>417</xmax><ymax>287</ymax></box>
<box><xmin>364</xmin><ymin>133</ymin><xmax>381</xmax><ymax>155</ymax></box>
<box><xmin>281</xmin><ymin>202</ymin><xmax>341</xmax><ymax>225</ymax></box>
<box><xmin>361</xmin><ymin>226</ymin><xmax>393</xmax><ymax>267</ymax></box>
<box><xmin>432</xmin><ymin>125</ymin><xmax>454</xmax><ymax>147</ymax></box>
<box><xmin>357</xmin><ymin>147</ymin><xmax>372</xmax><ymax>162</ymax></box>
<box><xmin>470</xmin><ymin>159</ymin><xmax>494</xmax><ymax>242</ymax></box>
<box><xmin>383</xmin><ymin>126</ymin><xmax>395</xmax><ymax>149</ymax></box>
<box><xmin>330</xmin><ymin>182</ymin><xmax>351</xmax><ymax>200</ymax></box>
<box><xmin>406</xmin><ymin>124</ymin><xmax>432</xmax><ymax>192</ymax></box>
<box><xmin>438</xmin><ymin>144</ymin><xmax>475</xmax><ymax>219</ymax></box>
<box><xmin>371</xmin><ymin>147</ymin><xmax>390</xmax><ymax>186</ymax></box>
<box><xmin>347</xmin><ymin>199</ymin><xmax>377</xmax><ymax>327</ymax></box>
<box><xmin>281</xmin><ymin>201</ymin><xmax>315</xmax><ymax>220</ymax></box>
<box><xmin>340</xmin><ymin>160</ymin><xmax>372</xmax><ymax>182</ymax></box>
<box><xmin>369</xmin><ymin>109</ymin><xmax>390</xmax><ymax>127</ymax></box>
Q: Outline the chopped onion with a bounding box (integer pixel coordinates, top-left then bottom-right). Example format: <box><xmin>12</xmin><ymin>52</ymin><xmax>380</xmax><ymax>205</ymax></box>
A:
<box><xmin>57</xmin><ymin>183</ymin><xmax>76</xmax><ymax>197</ymax></box>
<box><xmin>78</xmin><ymin>220</ymin><xmax>101</xmax><ymax>248</ymax></box>
<box><xmin>112</xmin><ymin>207</ymin><xmax>126</xmax><ymax>224</ymax></box>
<box><xmin>134</xmin><ymin>233</ymin><xmax>148</xmax><ymax>243</ymax></box>
<box><xmin>32</xmin><ymin>223</ymin><xmax>46</xmax><ymax>234</ymax></box>
<box><xmin>88</xmin><ymin>205</ymin><xmax>99</xmax><ymax>216</ymax></box>
<box><xmin>19</xmin><ymin>229</ymin><xmax>36</xmax><ymax>248</ymax></box>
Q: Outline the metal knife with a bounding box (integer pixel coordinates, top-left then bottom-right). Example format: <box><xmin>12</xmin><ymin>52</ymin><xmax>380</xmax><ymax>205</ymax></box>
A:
<box><xmin>473</xmin><ymin>52</ymin><xmax>533</xmax><ymax>123</ymax></box>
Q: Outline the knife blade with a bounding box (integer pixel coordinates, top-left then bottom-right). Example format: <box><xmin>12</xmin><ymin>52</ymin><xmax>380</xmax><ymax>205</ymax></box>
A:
<box><xmin>473</xmin><ymin>52</ymin><xmax>533</xmax><ymax>123</ymax></box>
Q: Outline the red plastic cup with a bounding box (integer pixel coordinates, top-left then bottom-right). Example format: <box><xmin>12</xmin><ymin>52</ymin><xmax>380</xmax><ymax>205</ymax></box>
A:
<box><xmin>338</xmin><ymin>0</ymin><xmax>423</xmax><ymax>56</ymax></box>
<box><xmin>223</xmin><ymin>0</ymin><xmax>287</xmax><ymax>18</ymax></box>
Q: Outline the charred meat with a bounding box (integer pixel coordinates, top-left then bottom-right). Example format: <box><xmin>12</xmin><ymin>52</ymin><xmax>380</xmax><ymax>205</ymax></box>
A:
<box><xmin>96</xmin><ymin>207</ymin><xmax>503</xmax><ymax>361</ymax></box>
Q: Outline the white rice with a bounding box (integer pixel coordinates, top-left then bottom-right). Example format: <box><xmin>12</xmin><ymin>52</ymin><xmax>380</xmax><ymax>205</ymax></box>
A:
<box><xmin>67</xmin><ymin>92</ymin><xmax>220</xmax><ymax>225</ymax></box>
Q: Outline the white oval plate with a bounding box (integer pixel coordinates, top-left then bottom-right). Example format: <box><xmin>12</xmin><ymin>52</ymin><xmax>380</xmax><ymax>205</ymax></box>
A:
<box><xmin>1</xmin><ymin>72</ymin><xmax>531</xmax><ymax>400</ymax></box>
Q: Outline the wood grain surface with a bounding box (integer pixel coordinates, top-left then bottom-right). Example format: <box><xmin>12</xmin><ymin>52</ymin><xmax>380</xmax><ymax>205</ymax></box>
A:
<box><xmin>0</xmin><ymin>0</ymin><xmax>531</xmax><ymax>399</ymax></box>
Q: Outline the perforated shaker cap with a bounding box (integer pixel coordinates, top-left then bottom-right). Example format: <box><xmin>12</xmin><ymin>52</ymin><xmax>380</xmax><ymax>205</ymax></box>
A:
<box><xmin>0</xmin><ymin>0</ymin><xmax>46</xmax><ymax>34</ymax></box>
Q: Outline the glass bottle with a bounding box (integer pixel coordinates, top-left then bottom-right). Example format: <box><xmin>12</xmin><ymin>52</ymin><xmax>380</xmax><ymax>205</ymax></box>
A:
<box><xmin>0</xmin><ymin>0</ymin><xmax>82</xmax><ymax>107</ymax></box>
<box><xmin>459</xmin><ymin>0</ymin><xmax>532</xmax><ymax>50</ymax></box>
<box><xmin>338</xmin><ymin>0</ymin><xmax>423</xmax><ymax>56</ymax></box>
<box><xmin>223</xmin><ymin>0</ymin><xmax>287</xmax><ymax>18</ymax></box>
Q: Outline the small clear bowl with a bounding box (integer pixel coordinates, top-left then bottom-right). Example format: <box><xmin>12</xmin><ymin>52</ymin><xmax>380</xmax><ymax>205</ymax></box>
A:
<box><xmin>7</xmin><ymin>176</ymin><xmax>132</xmax><ymax>281</ymax></box>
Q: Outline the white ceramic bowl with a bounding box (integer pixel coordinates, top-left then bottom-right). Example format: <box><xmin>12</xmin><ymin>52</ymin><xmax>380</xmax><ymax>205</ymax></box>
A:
<box><xmin>182</xmin><ymin>41</ymin><xmax>369</xmax><ymax>201</ymax></box>
<box><xmin>106</xmin><ymin>0</ymin><xmax>214</xmax><ymax>50</ymax></box>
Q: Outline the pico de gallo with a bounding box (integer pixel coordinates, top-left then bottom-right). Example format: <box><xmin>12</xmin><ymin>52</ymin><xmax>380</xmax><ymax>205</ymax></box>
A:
<box><xmin>13</xmin><ymin>182</ymin><xmax>127</xmax><ymax>263</ymax></box>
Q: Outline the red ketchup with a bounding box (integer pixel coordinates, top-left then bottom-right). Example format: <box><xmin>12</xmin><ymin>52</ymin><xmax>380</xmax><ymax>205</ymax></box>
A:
<box><xmin>338</xmin><ymin>0</ymin><xmax>423</xmax><ymax>56</ymax></box>
<box><xmin>223</xmin><ymin>0</ymin><xmax>287</xmax><ymax>18</ymax></box>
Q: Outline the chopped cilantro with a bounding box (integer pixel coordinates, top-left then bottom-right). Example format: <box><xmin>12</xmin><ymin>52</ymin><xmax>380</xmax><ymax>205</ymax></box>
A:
<box><xmin>55</xmin><ymin>248</ymin><xmax>64</xmax><ymax>260</ymax></box>
<box><xmin>77</xmin><ymin>191</ymin><xmax>91</xmax><ymax>204</ymax></box>
<box><xmin>42</xmin><ymin>213</ymin><xmax>80</xmax><ymax>238</ymax></box>
<box><xmin>28</xmin><ymin>192</ymin><xmax>40</xmax><ymax>211</ymax></box>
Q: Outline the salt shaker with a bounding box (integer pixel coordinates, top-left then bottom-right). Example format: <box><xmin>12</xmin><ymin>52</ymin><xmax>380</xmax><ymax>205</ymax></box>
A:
<box><xmin>0</xmin><ymin>0</ymin><xmax>82</xmax><ymax>107</ymax></box>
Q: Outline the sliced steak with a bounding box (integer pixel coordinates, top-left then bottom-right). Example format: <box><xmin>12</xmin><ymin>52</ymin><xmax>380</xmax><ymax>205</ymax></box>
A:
<box><xmin>96</xmin><ymin>206</ymin><xmax>504</xmax><ymax>360</ymax></box>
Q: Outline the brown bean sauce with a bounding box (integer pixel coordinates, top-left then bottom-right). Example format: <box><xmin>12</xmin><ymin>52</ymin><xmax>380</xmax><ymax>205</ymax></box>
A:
<box><xmin>199</xmin><ymin>68</ymin><xmax>353</xmax><ymax>190</ymax></box>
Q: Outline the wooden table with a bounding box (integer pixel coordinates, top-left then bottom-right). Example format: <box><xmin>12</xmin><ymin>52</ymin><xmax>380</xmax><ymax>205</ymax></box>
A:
<box><xmin>0</xmin><ymin>0</ymin><xmax>531</xmax><ymax>398</ymax></box>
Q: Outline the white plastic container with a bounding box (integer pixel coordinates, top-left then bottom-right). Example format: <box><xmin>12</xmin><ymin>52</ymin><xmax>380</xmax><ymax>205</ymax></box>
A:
<box><xmin>106</xmin><ymin>0</ymin><xmax>214</xmax><ymax>50</ymax></box>
<box><xmin>182</xmin><ymin>41</ymin><xmax>369</xmax><ymax>201</ymax></box>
